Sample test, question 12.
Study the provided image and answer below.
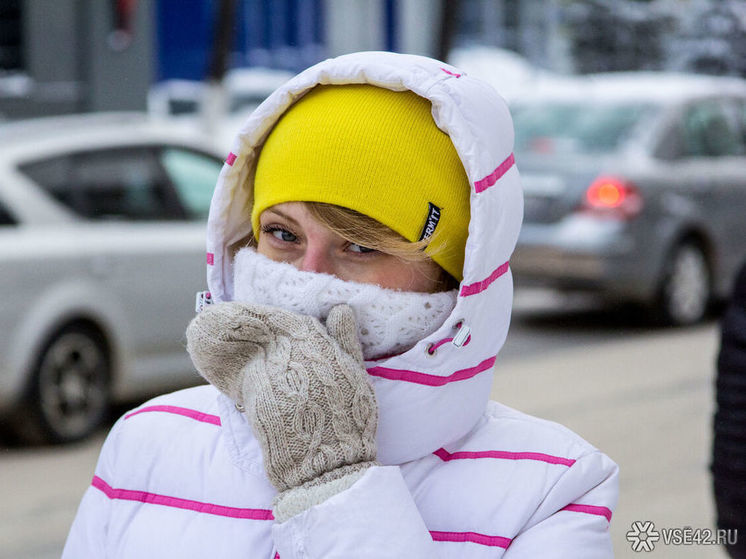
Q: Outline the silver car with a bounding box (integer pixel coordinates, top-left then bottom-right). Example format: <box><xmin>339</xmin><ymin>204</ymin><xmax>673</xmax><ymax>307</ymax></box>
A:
<box><xmin>510</xmin><ymin>73</ymin><xmax>746</xmax><ymax>325</ymax></box>
<box><xmin>0</xmin><ymin>113</ymin><xmax>224</xmax><ymax>443</ymax></box>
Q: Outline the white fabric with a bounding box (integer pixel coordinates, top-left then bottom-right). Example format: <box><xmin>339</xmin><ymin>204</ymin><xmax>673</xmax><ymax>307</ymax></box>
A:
<box><xmin>63</xmin><ymin>51</ymin><xmax>618</xmax><ymax>558</ymax></box>
<box><xmin>273</xmin><ymin>466</ymin><xmax>436</xmax><ymax>558</ymax></box>
<box><xmin>233</xmin><ymin>247</ymin><xmax>458</xmax><ymax>360</ymax></box>
<box><xmin>272</xmin><ymin>467</ymin><xmax>368</xmax><ymax>523</ymax></box>
<box><xmin>63</xmin><ymin>386</ymin><xmax>618</xmax><ymax>558</ymax></box>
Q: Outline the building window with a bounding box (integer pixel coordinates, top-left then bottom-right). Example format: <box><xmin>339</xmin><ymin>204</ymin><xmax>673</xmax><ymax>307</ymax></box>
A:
<box><xmin>157</xmin><ymin>0</ymin><xmax>325</xmax><ymax>80</ymax></box>
<box><xmin>240</xmin><ymin>0</ymin><xmax>325</xmax><ymax>71</ymax></box>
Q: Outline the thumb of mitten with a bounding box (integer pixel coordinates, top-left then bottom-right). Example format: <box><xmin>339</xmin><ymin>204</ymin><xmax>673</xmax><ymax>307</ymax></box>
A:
<box><xmin>326</xmin><ymin>304</ymin><xmax>365</xmax><ymax>366</ymax></box>
<box><xmin>186</xmin><ymin>302</ymin><xmax>273</xmax><ymax>405</ymax></box>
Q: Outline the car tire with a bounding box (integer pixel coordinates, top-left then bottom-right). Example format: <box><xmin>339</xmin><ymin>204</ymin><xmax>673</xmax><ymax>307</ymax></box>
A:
<box><xmin>654</xmin><ymin>240</ymin><xmax>711</xmax><ymax>326</ymax></box>
<box><xmin>13</xmin><ymin>323</ymin><xmax>111</xmax><ymax>445</ymax></box>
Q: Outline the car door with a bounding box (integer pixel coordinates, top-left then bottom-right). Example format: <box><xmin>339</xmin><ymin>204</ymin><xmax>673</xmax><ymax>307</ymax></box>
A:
<box><xmin>654</xmin><ymin>98</ymin><xmax>746</xmax><ymax>297</ymax></box>
<box><xmin>0</xmin><ymin>195</ymin><xmax>25</xmax><ymax>403</ymax></box>
<box><xmin>679</xmin><ymin>98</ymin><xmax>746</xmax><ymax>294</ymax></box>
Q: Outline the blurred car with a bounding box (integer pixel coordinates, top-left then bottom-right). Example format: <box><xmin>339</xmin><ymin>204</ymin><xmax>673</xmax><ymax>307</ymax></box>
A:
<box><xmin>147</xmin><ymin>79</ymin><xmax>204</xmax><ymax>117</ymax></box>
<box><xmin>148</xmin><ymin>67</ymin><xmax>292</xmax><ymax>151</ymax></box>
<box><xmin>0</xmin><ymin>112</ymin><xmax>225</xmax><ymax>444</ymax></box>
<box><xmin>510</xmin><ymin>72</ymin><xmax>746</xmax><ymax>325</ymax></box>
<box><xmin>148</xmin><ymin>67</ymin><xmax>293</xmax><ymax>118</ymax></box>
<box><xmin>224</xmin><ymin>67</ymin><xmax>294</xmax><ymax>115</ymax></box>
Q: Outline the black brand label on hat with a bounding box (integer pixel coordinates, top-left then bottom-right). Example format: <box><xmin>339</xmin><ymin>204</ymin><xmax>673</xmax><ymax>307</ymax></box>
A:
<box><xmin>418</xmin><ymin>203</ymin><xmax>442</xmax><ymax>241</ymax></box>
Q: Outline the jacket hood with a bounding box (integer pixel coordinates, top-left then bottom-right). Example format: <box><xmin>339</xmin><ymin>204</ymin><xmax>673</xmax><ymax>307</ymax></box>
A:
<box><xmin>204</xmin><ymin>51</ymin><xmax>523</xmax><ymax>465</ymax></box>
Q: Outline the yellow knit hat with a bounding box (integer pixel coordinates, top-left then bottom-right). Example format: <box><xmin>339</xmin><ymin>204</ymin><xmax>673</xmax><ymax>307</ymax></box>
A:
<box><xmin>252</xmin><ymin>84</ymin><xmax>470</xmax><ymax>281</ymax></box>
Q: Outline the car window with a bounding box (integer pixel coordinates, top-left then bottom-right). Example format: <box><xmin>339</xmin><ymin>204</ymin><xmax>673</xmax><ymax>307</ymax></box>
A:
<box><xmin>168</xmin><ymin>98</ymin><xmax>200</xmax><ymax>116</ymax></box>
<box><xmin>0</xmin><ymin>198</ymin><xmax>16</xmax><ymax>226</ymax></box>
<box><xmin>230</xmin><ymin>94</ymin><xmax>268</xmax><ymax>114</ymax></box>
<box><xmin>681</xmin><ymin>100</ymin><xmax>744</xmax><ymax>157</ymax></box>
<box><xmin>511</xmin><ymin>102</ymin><xmax>654</xmax><ymax>155</ymax></box>
<box><xmin>652</xmin><ymin>118</ymin><xmax>685</xmax><ymax>160</ymax></box>
<box><xmin>159</xmin><ymin>148</ymin><xmax>221</xmax><ymax>220</ymax></box>
<box><xmin>19</xmin><ymin>147</ymin><xmax>187</xmax><ymax>221</ymax></box>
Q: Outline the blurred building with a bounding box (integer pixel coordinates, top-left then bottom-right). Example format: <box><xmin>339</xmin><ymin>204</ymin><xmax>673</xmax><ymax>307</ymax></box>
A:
<box><xmin>451</xmin><ymin>0</ymin><xmax>746</xmax><ymax>78</ymax></box>
<box><xmin>668</xmin><ymin>0</ymin><xmax>746</xmax><ymax>77</ymax></box>
<box><xmin>452</xmin><ymin>0</ymin><xmax>573</xmax><ymax>73</ymax></box>
<box><xmin>156</xmin><ymin>0</ymin><xmax>443</xmax><ymax>79</ymax></box>
<box><xmin>4</xmin><ymin>0</ymin><xmax>745</xmax><ymax>121</ymax></box>
<box><xmin>0</xmin><ymin>0</ymin><xmax>443</xmax><ymax>119</ymax></box>
<box><xmin>0</xmin><ymin>0</ymin><xmax>154</xmax><ymax>119</ymax></box>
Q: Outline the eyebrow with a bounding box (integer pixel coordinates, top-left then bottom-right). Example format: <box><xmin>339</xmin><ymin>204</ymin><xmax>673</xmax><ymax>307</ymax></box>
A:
<box><xmin>263</xmin><ymin>208</ymin><xmax>300</xmax><ymax>226</ymax></box>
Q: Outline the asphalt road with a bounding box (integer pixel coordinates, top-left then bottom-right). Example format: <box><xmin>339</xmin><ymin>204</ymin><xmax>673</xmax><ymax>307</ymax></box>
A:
<box><xmin>0</xmin><ymin>289</ymin><xmax>733</xmax><ymax>558</ymax></box>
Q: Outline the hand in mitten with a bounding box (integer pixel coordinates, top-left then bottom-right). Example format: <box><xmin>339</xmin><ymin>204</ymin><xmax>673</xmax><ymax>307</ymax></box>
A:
<box><xmin>186</xmin><ymin>302</ymin><xmax>378</xmax><ymax>521</ymax></box>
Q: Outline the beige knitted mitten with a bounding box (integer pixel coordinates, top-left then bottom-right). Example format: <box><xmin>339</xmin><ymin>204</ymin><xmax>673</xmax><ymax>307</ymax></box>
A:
<box><xmin>186</xmin><ymin>302</ymin><xmax>378</xmax><ymax>521</ymax></box>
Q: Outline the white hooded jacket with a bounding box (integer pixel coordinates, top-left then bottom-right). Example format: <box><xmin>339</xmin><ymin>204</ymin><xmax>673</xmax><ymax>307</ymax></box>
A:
<box><xmin>64</xmin><ymin>51</ymin><xmax>619</xmax><ymax>558</ymax></box>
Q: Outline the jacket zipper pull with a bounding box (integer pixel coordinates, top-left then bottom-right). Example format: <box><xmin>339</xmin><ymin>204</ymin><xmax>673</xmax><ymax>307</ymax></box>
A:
<box><xmin>452</xmin><ymin>324</ymin><xmax>471</xmax><ymax>347</ymax></box>
<box><xmin>195</xmin><ymin>291</ymin><xmax>213</xmax><ymax>313</ymax></box>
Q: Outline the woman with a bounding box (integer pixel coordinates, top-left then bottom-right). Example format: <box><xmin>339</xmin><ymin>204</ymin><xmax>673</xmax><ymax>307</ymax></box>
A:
<box><xmin>64</xmin><ymin>51</ymin><xmax>618</xmax><ymax>558</ymax></box>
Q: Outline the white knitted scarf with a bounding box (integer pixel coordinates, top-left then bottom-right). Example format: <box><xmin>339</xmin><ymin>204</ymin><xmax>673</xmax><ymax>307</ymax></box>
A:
<box><xmin>232</xmin><ymin>248</ymin><xmax>458</xmax><ymax>360</ymax></box>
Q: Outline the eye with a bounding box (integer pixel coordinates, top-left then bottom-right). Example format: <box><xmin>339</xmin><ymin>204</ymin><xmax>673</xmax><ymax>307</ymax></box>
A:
<box><xmin>347</xmin><ymin>243</ymin><xmax>376</xmax><ymax>254</ymax></box>
<box><xmin>262</xmin><ymin>226</ymin><xmax>298</xmax><ymax>243</ymax></box>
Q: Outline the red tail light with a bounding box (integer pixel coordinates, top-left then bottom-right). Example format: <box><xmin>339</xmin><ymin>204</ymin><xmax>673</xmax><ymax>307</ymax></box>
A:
<box><xmin>582</xmin><ymin>176</ymin><xmax>642</xmax><ymax>218</ymax></box>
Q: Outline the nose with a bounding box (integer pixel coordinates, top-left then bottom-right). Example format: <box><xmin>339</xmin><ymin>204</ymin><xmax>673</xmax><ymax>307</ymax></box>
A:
<box><xmin>298</xmin><ymin>245</ymin><xmax>335</xmax><ymax>275</ymax></box>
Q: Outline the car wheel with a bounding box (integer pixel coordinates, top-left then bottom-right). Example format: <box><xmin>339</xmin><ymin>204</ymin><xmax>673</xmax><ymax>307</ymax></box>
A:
<box><xmin>16</xmin><ymin>324</ymin><xmax>111</xmax><ymax>444</ymax></box>
<box><xmin>655</xmin><ymin>241</ymin><xmax>711</xmax><ymax>326</ymax></box>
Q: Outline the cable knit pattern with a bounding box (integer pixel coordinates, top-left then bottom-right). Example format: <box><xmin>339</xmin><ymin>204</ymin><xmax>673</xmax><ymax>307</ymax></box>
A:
<box><xmin>233</xmin><ymin>248</ymin><xmax>458</xmax><ymax>360</ymax></box>
<box><xmin>186</xmin><ymin>302</ymin><xmax>378</xmax><ymax>505</ymax></box>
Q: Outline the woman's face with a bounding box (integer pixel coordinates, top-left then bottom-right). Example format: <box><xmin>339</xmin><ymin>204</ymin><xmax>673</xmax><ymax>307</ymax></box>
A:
<box><xmin>256</xmin><ymin>202</ymin><xmax>445</xmax><ymax>293</ymax></box>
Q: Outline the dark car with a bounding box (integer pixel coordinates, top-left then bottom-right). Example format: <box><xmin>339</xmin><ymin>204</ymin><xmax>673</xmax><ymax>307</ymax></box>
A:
<box><xmin>510</xmin><ymin>72</ymin><xmax>746</xmax><ymax>325</ymax></box>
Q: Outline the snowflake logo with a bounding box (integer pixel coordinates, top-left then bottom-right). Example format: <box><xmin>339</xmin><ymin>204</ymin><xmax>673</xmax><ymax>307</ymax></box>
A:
<box><xmin>626</xmin><ymin>521</ymin><xmax>660</xmax><ymax>552</ymax></box>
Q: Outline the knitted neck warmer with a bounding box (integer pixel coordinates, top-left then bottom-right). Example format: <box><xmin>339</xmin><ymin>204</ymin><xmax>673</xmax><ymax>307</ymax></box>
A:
<box><xmin>232</xmin><ymin>248</ymin><xmax>458</xmax><ymax>360</ymax></box>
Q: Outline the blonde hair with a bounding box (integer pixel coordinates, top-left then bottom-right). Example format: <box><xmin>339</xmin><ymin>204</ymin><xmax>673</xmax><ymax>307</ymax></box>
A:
<box><xmin>247</xmin><ymin>202</ymin><xmax>459</xmax><ymax>291</ymax></box>
<box><xmin>307</xmin><ymin>202</ymin><xmax>429</xmax><ymax>261</ymax></box>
